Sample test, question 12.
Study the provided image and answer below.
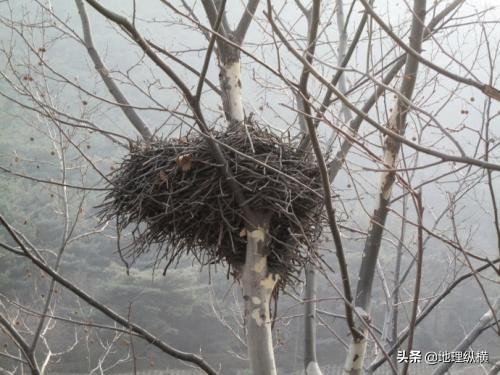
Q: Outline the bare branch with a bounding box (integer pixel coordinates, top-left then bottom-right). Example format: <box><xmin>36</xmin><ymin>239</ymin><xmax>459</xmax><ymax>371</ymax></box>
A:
<box><xmin>270</xmin><ymin>0</ymin><xmax>361</xmax><ymax>341</ymax></box>
<box><xmin>84</xmin><ymin>0</ymin><xmax>256</xmax><ymax>224</ymax></box>
<box><xmin>146</xmin><ymin>39</ymin><xmax>222</xmax><ymax>95</ymax></box>
<box><xmin>0</xmin><ymin>213</ymin><xmax>219</xmax><ymax>375</ymax></box>
<box><xmin>234</xmin><ymin>0</ymin><xmax>260</xmax><ymax>45</ymax></box>
<box><xmin>431</xmin><ymin>298</ymin><xmax>499</xmax><ymax>375</ymax></box>
<box><xmin>358</xmin><ymin>0</ymin><xmax>500</xmax><ymax>100</ymax></box>
<box><xmin>75</xmin><ymin>0</ymin><xmax>152</xmax><ymax>140</ymax></box>
<box><xmin>0</xmin><ymin>313</ymin><xmax>40</xmax><ymax>374</ymax></box>
<box><xmin>265</xmin><ymin>3</ymin><xmax>500</xmax><ymax>171</ymax></box>
<box><xmin>368</xmin><ymin>259</ymin><xmax>500</xmax><ymax>371</ymax></box>
<box><xmin>202</xmin><ymin>0</ymin><xmax>231</xmax><ymax>37</ymax></box>
<box><xmin>401</xmin><ymin>191</ymin><xmax>424</xmax><ymax>375</ymax></box>
<box><xmin>195</xmin><ymin>0</ymin><xmax>227</xmax><ymax>100</ymax></box>
<box><xmin>293</xmin><ymin>0</ymin><xmax>311</xmax><ymax>19</ymax></box>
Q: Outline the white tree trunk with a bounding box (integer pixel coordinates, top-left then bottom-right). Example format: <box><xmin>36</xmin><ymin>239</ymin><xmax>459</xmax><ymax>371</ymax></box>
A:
<box><xmin>241</xmin><ymin>227</ymin><xmax>278</xmax><ymax>375</ymax></box>
<box><xmin>214</xmin><ymin>14</ymin><xmax>276</xmax><ymax>371</ymax></box>
<box><xmin>305</xmin><ymin>361</ymin><xmax>323</xmax><ymax>375</ymax></box>
<box><xmin>220</xmin><ymin>61</ymin><xmax>245</xmax><ymax>126</ymax></box>
<box><xmin>343</xmin><ymin>340</ymin><xmax>367</xmax><ymax>375</ymax></box>
<box><xmin>304</xmin><ymin>263</ymin><xmax>323</xmax><ymax>375</ymax></box>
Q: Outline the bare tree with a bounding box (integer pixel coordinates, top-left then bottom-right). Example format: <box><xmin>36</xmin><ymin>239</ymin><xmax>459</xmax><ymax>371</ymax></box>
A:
<box><xmin>342</xmin><ymin>0</ymin><xmax>428</xmax><ymax>372</ymax></box>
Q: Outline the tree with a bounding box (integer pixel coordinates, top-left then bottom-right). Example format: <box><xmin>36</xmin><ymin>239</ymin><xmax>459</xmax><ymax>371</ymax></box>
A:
<box><xmin>1</xmin><ymin>0</ymin><xmax>499</xmax><ymax>374</ymax></box>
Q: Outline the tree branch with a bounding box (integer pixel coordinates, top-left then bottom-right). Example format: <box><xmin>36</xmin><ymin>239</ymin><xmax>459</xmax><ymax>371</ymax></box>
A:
<box><xmin>84</xmin><ymin>0</ymin><xmax>257</xmax><ymax>224</ymax></box>
<box><xmin>401</xmin><ymin>191</ymin><xmax>424</xmax><ymax>375</ymax></box>
<box><xmin>200</xmin><ymin>0</ymin><xmax>231</xmax><ymax>47</ymax></box>
<box><xmin>196</xmin><ymin>0</ymin><xmax>227</xmax><ymax>100</ymax></box>
<box><xmin>431</xmin><ymin>298</ymin><xmax>499</xmax><ymax>375</ymax></box>
<box><xmin>265</xmin><ymin>1</ymin><xmax>500</xmax><ymax>172</ymax></box>
<box><xmin>358</xmin><ymin>0</ymin><xmax>500</xmax><ymax>100</ymax></box>
<box><xmin>270</xmin><ymin>0</ymin><xmax>361</xmax><ymax>341</ymax></box>
<box><xmin>75</xmin><ymin>0</ymin><xmax>152</xmax><ymax>141</ymax></box>
<box><xmin>234</xmin><ymin>0</ymin><xmax>260</xmax><ymax>44</ymax></box>
<box><xmin>0</xmin><ymin>312</ymin><xmax>40</xmax><ymax>374</ymax></box>
<box><xmin>368</xmin><ymin>259</ymin><xmax>500</xmax><ymax>371</ymax></box>
<box><xmin>147</xmin><ymin>39</ymin><xmax>222</xmax><ymax>95</ymax></box>
<box><xmin>326</xmin><ymin>0</ymin><xmax>465</xmax><ymax>179</ymax></box>
<box><xmin>0</xmin><ymin>213</ymin><xmax>218</xmax><ymax>375</ymax></box>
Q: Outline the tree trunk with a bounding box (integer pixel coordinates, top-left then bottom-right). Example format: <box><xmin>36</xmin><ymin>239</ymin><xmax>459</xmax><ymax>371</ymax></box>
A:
<box><xmin>218</xmin><ymin>42</ymin><xmax>277</xmax><ymax>374</ymax></box>
<box><xmin>241</xmin><ymin>225</ymin><xmax>278</xmax><ymax>375</ymax></box>
<box><xmin>219</xmin><ymin>60</ymin><xmax>245</xmax><ymax>127</ymax></box>
<box><xmin>366</xmin><ymin>201</ymin><xmax>406</xmax><ymax>375</ymax></box>
<box><xmin>343</xmin><ymin>340</ymin><xmax>368</xmax><ymax>375</ymax></box>
<box><xmin>304</xmin><ymin>263</ymin><xmax>323</xmax><ymax>375</ymax></box>
<box><xmin>389</xmin><ymin>218</ymin><xmax>404</xmax><ymax>368</ymax></box>
<box><xmin>343</xmin><ymin>0</ymin><xmax>427</xmax><ymax>372</ymax></box>
<box><xmin>201</xmin><ymin>4</ymin><xmax>277</xmax><ymax>372</ymax></box>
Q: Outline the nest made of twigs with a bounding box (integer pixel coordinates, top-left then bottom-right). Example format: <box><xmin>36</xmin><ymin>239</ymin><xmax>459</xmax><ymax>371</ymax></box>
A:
<box><xmin>99</xmin><ymin>124</ymin><xmax>324</xmax><ymax>288</ymax></box>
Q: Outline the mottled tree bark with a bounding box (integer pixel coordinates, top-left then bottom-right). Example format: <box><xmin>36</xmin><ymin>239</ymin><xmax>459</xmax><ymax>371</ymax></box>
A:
<box><xmin>241</xmin><ymin>224</ymin><xmax>278</xmax><ymax>375</ymax></box>
<box><xmin>199</xmin><ymin>4</ymin><xmax>280</xmax><ymax>372</ymax></box>
<box><xmin>201</xmin><ymin>0</ymin><xmax>260</xmax><ymax>129</ymax></box>
<box><xmin>219</xmin><ymin>58</ymin><xmax>245</xmax><ymax>127</ymax></box>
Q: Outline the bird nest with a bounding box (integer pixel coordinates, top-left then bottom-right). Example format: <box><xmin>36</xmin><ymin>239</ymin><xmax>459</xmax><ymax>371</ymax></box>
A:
<box><xmin>99</xmin><ymin>124</ymin><xmax>324</xmax><ymax>289</ymax></box>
